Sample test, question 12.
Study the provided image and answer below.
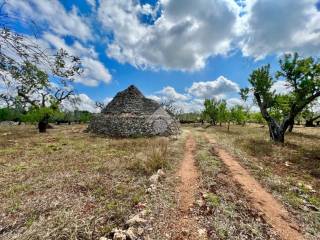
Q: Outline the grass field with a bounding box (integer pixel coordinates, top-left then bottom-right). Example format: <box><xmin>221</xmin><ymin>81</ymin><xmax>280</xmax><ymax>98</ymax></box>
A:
<box><xmin>0</xmin><ymin>124</ymin><xmax>185</xmax><ymax>239</ymax></box>
<box><xmin>202</xmin><ymin>124</ymin><xmax>320</xmax><ymax>238</ymax></box>
<box><xmin>0</xmin><ymin>124</ymin><xmax>319</xmax><ymax>239</ymax></box>
<box><xmin>193</xmin><ymin>133</ymin><xmax>280</xmax><ymax>239</ymax></box>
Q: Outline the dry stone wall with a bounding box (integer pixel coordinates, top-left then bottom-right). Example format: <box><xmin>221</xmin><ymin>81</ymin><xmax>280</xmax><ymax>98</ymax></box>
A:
<box><xmin>87</xmin><ymin>85</ymin><xmax>180</xmax><ymax>137</ymax></box>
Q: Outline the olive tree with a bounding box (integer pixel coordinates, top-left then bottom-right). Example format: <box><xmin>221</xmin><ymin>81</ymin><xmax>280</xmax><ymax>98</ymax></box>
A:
<box><xmin>241</xmin><ymin>53</ymin><xmax>320</xmax><ymax>143</ymax></box>
<box><xmin>0</xmin><ymin>13</ymin><xmax>82</xmax><ymax>132</ymax></box>
<box><xmin>302</xmin><ymin>104</ymin><xmax>320</xmax><ymax>127</ymax></box>
<box><xmin>230</xmin><ymin>105</ymin><xmax>246</xmax><ymax>125</ymax></box>
<box><xmin>203</xmin><ymin>99</ymin><xmax>219</xmax><ymax>125</ymax></box>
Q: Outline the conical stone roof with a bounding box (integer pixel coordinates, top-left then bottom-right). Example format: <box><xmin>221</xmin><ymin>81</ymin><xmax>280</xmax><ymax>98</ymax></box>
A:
<box><xmin>102</xmin><ymin>85</ymin><xmax>160</xmax><ymax>114</ymax></box>
<box><xmin>87</xmin><ymin>85</ymin><xmax>180</xmax><ymax>137</ymax></box>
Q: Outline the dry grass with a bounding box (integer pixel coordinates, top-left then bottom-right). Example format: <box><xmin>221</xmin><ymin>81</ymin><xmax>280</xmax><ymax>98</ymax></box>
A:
<box><xmin>128</xmin><ymin>138</ymin><xmax>169</xmax><ymax>175</ymax></box>
<box><xmin>0</xmin><ymin>124</ymin><xmax>180</xmax><ymax>240</ymax></box>
<box><xmin>201</xmin><ymin>124</ymin><xmax>320</xmax><ymax>239</ymax></box>
<box><xmin>192</xmin><ymin>133</ymin><xmax>280</xmax><ymax>240</ymax></box>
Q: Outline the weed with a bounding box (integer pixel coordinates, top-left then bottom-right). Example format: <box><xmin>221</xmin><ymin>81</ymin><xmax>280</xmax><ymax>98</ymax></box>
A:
<box><xmin>193</xmin><ymin>133</ymin><xmax>278</xmax><ymax>240</ymax></box>
<box><xmin>203</xmin><ymin>124</ymin><xmax>320</xmax><ymax>236</ymax></box>
<box><xmin>0</xmin><ymin>124</ymin><xmax>179</xmax><ymax>239</ymax></box>
<box><xmin>205</xmin><ymin>193</ymin><xmax>220</xmax><ymax>207</ymax></box>
<box><xmin>145</xmin><ymin>138</ymin><xmax>169</xmax><ymax>173</ymax></box>
<box><xmin>128</xmin><ymin>138</ymin><xmax>169</xmax><ymax>174</ymax></box>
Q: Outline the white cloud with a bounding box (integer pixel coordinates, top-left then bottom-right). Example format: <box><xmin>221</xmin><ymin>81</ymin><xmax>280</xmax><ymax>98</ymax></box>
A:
<box><xmin>157</xmin><ymin>86</ymin><xmax>189</xmax><ymax>101</ymax></box>
<box><xmin>39</xmin><ymin>33</ymin><xmax>112</xmax><ymax>86</ymax></box>
<box><xmin>226</xmin><ymin>98</ymin><xmax>245</xmax><ymax>107</ymax></box>
<box><xmin>240</xmin><ymin>0</ymin><xmax>320</xmax><ymax>59</ymax></box>
<box><xmin>62</xmin><ymin>94</ymin><xmax>100</xmax><ymax>113</ymax></box>
<box><xmin>271</xmin><ymin>81</ymin><xmax>293</xmax><ymax>95</ymax></box>
<box><xmin>4</xmin><ymin>0</ymin><xmax>92</xmax><ymax>41</ymax></box>
<box><xmin>97</xmin><ymin>0</ymin><xmax>320</xmax><ymax>70</ymax></box>
<box><xmin>147</xmin><ymin>95</ymin><xmax>162</xmax><ymax>102</ymax></box>
<box><xmin>98</xmin><ymin>0</ymin><xmax>240</xmax><ymax>71</ymax></box>
<box><xmin>80</xmin><ymin>58</ymin><xmax>112</xmax><ymax>86</ymax></box>
<box><xmin>148</xmin><ymin>76</ymin><xmax>242</xmax><ymax>113</ymax></box>
<box><xmin>86</xmin><ymin>0</ymin><xmax>96</xmax><ymax>9</ymax></box>
<box><xmin>187</xmin><ymin>76</ymin><xmax>240</xmax><ymax>99</ymax></box>
<box><xmin>5</xmin><ymin>0</ymin><xmax>320</xmax><ymax>73</ymax></box>
<box><xmin>42</xmin><ymin>33</ymin><xmax>98</xmax><ymax>59</ymax></box>
<box><xmin>177</xmin><ymin>98</ymin><xmax>204</xmax><ymax>113</ymax></box>
<box><xmin>311</xmin><ymin>99</ymin><xmax>320</xmax><ymax>112</ymax></box>
<box><xmin>104</xmin><ymin>97</ymin><xmax>113</xmax><ymax>105</ymax></box>
<box><xmin>148</xmin><ymin>86</ymin><xmax>203</xmax><ymax>113</ymax></box>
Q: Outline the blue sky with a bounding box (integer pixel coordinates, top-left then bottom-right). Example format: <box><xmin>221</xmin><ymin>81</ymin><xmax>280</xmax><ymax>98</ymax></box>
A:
<box><xmin>2</xmin><ymin>0</ymin><xmax>320</xmax><ymax>112</ymax></box>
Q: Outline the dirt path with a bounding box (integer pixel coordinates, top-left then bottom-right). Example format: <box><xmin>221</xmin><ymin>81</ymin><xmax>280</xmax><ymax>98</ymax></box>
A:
<box><xmin>169</xmin><ymin>134</ymin><xmax>206</xmax><ymax>240</ymax></box>
<box><xmin>204</xmin><ymin>133</ymin><xmax>304</xmax><ymax>240</ymax></box>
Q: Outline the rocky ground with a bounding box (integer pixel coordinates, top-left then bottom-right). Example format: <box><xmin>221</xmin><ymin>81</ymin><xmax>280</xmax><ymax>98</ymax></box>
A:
<box><xmin>0</xmin><ymin>124</ymin><xmax>319</xmax><ymax>240</ymax></box>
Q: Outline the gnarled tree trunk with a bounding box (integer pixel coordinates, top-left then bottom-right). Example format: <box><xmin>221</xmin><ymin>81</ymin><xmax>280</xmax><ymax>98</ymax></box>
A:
<box><xmin>267</xmin><ymin>119</ymin><xmax>285</xmax><ymax>143</ymax></box>
<box><xmin>38</xmin><ymin>120</ymin><xmax>47</xmax><ymax>133</ymax></box>
<box><xmin>38</xmin><ymin>114</ymin><xmax>50</xmax><ymax>133</ymax></box>
<box><xmin>287</xmin><ymin>118</ymin><xmax>294</xmax><ymax>132</ymax></box>
<box><xmin>305</xmin><ymin>115</ymin><xmax>320</xmax><ymax>127</ymax></box>
<box><xmin>305</xmin><ymin>119</ymin><xmax>314</xmax><ymax>127</ymax></box>
<box><xmin>255</xmin><ymin>93</ymin><xmax>288</xmax><ymax>143</ymax></box>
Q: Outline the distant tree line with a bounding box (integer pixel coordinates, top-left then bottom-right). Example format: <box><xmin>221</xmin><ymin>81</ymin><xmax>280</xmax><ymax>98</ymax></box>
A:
<box><xmin>0</xmin><ymin>107</ymin><xmax>94</xmax><ymax>124</ymax></box>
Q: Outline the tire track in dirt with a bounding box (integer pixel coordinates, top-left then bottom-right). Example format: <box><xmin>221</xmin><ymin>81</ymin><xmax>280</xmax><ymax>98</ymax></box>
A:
<box><xmin>168</xmin><ymin>134</ymin><xmax>206</xmax><ymax>240</ymax></box>
<box><xmin>203</xmin><ymin>132</ymin><xmax>304</xmax><ymax>240</ymax></box>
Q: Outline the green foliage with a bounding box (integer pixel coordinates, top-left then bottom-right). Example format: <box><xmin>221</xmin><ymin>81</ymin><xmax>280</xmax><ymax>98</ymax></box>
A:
<box><xmin>203</xmin><ymin>98</ymin><xmax>249</xmax><ymax>127</ymax></box>
<box><xmin>301</xmin><ymin>102</ymin><xmax>320</xmax><ymax>124</ymax></box>
<box><xmin>248</xmin><ymin>64</ymin><xmax>275</xmax><ymax>109</ymax></box>
<box><xmin>77</xmin><ymin>111</ymin><xmax>93</xmax><ymax>123</ymax></box>
<box><xmin>248</xmin><ymin>112</ymin><xmax>265</xmax><ymax>124</ymax></box>
<box><xmin>205</xmin><ymin>193</ymin><xmax>220</xmax><ymax>207</ymax></box>
<box><xmin>21</xmin><ymin>107</ymin><xmax>55</xmax><ymax>123</ymax></box>
<box><xmin>230</xmin><ymin>105</ymin><xmax>246</xmax><ymax>125</ymax></box>
<box><xmin>203</xmin><ymin>99</ymin><xmax>220</xmax><ymax>125</ymax></box>
<box><xmin>240</xmin><ymin>88</ymin><xmax>250</xmax><ymax>102</ymax></box>
<box><xmin>178</xmin><ymin>112</ymin><xmax>202</xmax><ymax>123</ymax></box>
<box><xmin>217</xmin><ymin>100</ymin><xmax>228</xmax><ymax>125</ymax></box>
<box><xmin>0</xmin><ymin>25</ymin><xmax>82</xmax><ymax>133</ymax></box>
<box><xmin>43</xmin><ymin>110</ymin><xmax>93</xmax><ymax>123</ymax></box>
<box><xmin>0</xmin><ymin>108</ymin><xmax>23</xmax><ymax>122</ymax></box>
<box><xmin>241</xmin><ymin>53</ymin><xmax>320</xmax><ymax>142</ymax></box>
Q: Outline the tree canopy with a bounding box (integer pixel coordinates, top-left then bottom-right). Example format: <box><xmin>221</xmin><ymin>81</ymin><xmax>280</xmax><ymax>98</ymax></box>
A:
<box><xmin>241</xmin><ymin>53</ymin><xmax>320</xmax><ymax>142</ymax></box>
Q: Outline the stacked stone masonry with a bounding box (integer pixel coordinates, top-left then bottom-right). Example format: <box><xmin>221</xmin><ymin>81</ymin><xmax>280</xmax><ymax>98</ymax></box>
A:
<box><xmin>87</xmin><ymin>85</ymin><xmax>180</xmax><ymax>137</ymax></box>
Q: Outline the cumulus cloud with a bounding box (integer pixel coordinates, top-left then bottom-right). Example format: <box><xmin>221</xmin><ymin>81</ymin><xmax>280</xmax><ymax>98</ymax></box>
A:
<box><xmin>80</xmin><ymin>58</ymin><xmax>112</xmax><ymax>86</ymax></box>
<box><xmin>311</xmin><ymin>99</ymin><xmax>320</xmax><ymax>112</ymax></box>
<box><xmin>98</xmin><ymin>0</ymin><xmax>240</xmax><ymax>71</ymax></box>
<box><xmin>271</xmin><ymin>81</ymin><xmax>293</xmax><ymax>95</ymax></box>
<box><xmin>6</xmin><ymin>0</ymin><xmax>320</xmax><ymax>73</ymax></box>
<box><xmin>86</xmin><ymin>0</ymin><xmax>96</xmax><ymax>9</ymax></box>
<box><xmin>97</xmin><ymin>0</ymin><xmax>320</xmax><ymax>69</ymax></box>
<box><xmin>240</xmin><ymin>0</ymin><xmax>320</xmax><ymax>59</ymax></box>
<box><xmin>149</xmin><ymin>80</ymin><xmax>242</xmax><ymax>113</ymax></box>
<box><xmin>226</xmin><ymin>98</ymin><xmax>245</xmax><ymax>107</ymax></box>
<box><xmin>147</xmin><ymin>95</ymin><xmax>162</xmax><ymax>103</ymax></box>
<box><xmin>187</xmin><ymin>76</ymin><xmax>240</xmax><ymax>99</ymax></box>
<box><xmin>62</xmin><ymin>94</ymin><xmax>100</xmax><ymax>113</ymax></box>
<box><xmin>148</xmin><ymin>86</ymin><xmax>203</xmax><ymax>113</ymax></box>
<box><xmin>104</xmin><ymin>97</ymin><xmax>113</xmax><ymax>105</ymax></box>
<box><xmin>4</xmin><ymin>0</ymin><xmax>92</xmax><ymax>41</ymax></box>
<box><xmin>157</xmin><ymin>86</ymin><xmax>189</xmax><ymax>102</ymax></box>
<box><xmin>31</xmin><ymin>33</ymin><xmax>112</xmax><ymax>87</ymax></box>
<box><xmin>5</xmin><ymin>0</ymin><xmax>320</xmax><ymax>73</ymax></box>
<box><xmin>174</xmin><ymin>99</ymin><xmax>204</xmax><ymax>113</ymax></box>
<box><xmin>42</xmin><ymin>33</ymin><xmax>98</xmax><ymax>59</ymax></box>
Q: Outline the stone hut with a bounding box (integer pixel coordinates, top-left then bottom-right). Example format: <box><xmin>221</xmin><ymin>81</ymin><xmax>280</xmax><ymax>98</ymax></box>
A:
<box><xmin>87</xmin><ymin>85</ymin><xmax>180</xmax><ymax>137</ymax></box>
